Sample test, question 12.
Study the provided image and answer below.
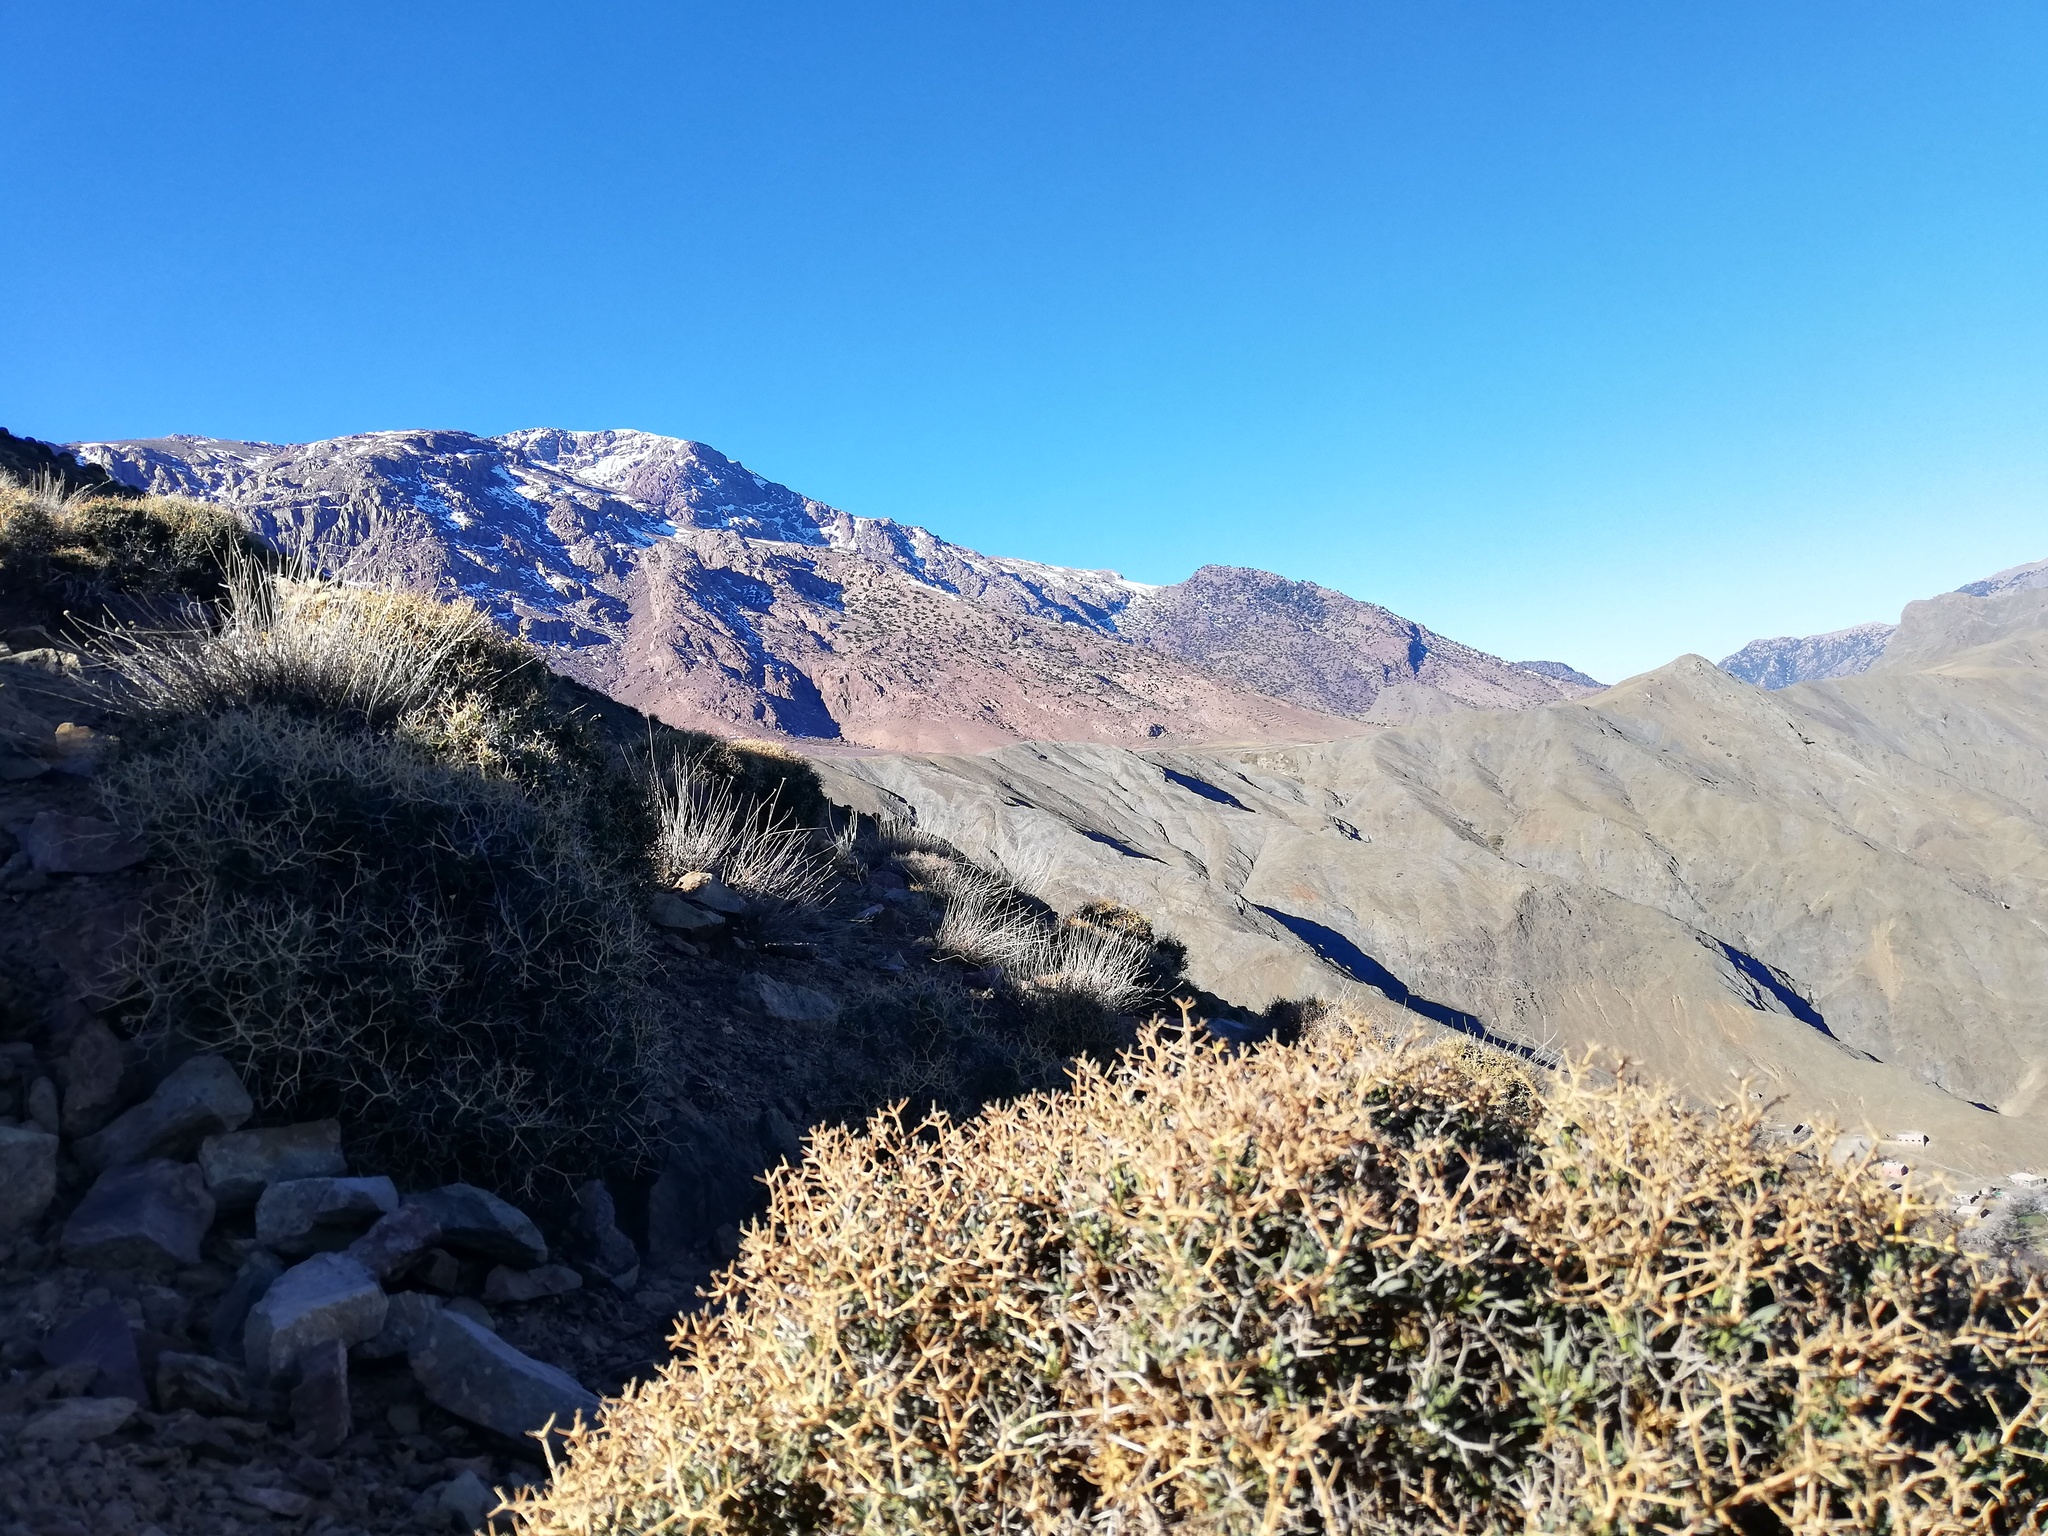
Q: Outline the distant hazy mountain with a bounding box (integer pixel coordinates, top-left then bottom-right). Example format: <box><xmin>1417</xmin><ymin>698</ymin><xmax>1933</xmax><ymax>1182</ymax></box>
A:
<box><xmin>75</xmin><ymin>428</ymin><xmax>1595</xmax><ymax>750</ymax></box>
<box><xmin>1719</xmin><ymin>623</ymin><xmax>1897</xmax><ymax>690</ymax></box>
<box><xmin>1721</xmin><ymin>557</ymin><xmax>2048</xmax><ymax>690</ymax></box>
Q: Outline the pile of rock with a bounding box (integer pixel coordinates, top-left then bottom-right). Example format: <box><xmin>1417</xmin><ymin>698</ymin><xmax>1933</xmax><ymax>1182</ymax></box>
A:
<box><xmin>1</xmin><ymin>1046</ymin><xmax>647</xmax><ymax>1534</ymax></box>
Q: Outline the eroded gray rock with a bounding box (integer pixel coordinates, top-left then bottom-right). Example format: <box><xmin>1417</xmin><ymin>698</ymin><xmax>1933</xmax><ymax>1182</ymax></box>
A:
<box><xmin>62</xmin><ymin>1159</ymin><xmax>216</xmax><ymax>1269</ymax></box>
<box><xmin>482</xmin><ymin>1263</ymin><xmax>582</xmax><ymax>1305</ymax></box>
<box><xmin>754</xmin><ymin>975</ymin><xmax>837</xmax><ymax>1022</ymax></box>
<box><xmin>156</xmin><ymin>1350</ymin><xmax>251</xmax><ymax>1414</ymax></box>
<box><xmin>200</xmin><ymin>1120</ymin><xmax>345</xmax><ymax>1210</ymax></box>
<box><xmin>408</xmin><ymin>1308</ymin><xmax>598</xmax><ymax>1444</ymax></box>
<box><xmin>345</xmin><ymin>1199</ymin><xmax>443</xmax><ymax>1281</ymax></box>
<box><xmin>0</xmin><ymin>1123</ymin><xmax>58</xmax><ymax>1232</ymax></box>
<box><xmin>255</xmin><ymin>1176</ymin><xmax>399</xmax><ymax>1255</ymax></box>
<box><xmin>20</xmin><ymin>812</ymin><xmax>145</xmax><ymax>874</ymax></box>
<box><xmin>675</xmin><ymin>871</ymin><xmax>746</xmax><ymax>913</ymax></box>
<box><xmin>408</xmin><ymin>1184</ymin><xmax>546</xmax><ymax>1267</ymax></box>
<box><xmin>355</xmin><ymin>1289</ymin><xmax>443</xmax><ymax>1361</ymax></box>
<box><xmin>75</xmin><ymin>1054</ymin><xmax>253</xmax><ymax>1172</ymax></box>
<box><xmin>648</xmin><ymin>892</ymin><xmax>722</xmax><ymax>931</ymax></box>
<box><xmin>243</xmin><ymin>1252</ymin><xmax>387</xmax><ymax>1383</ymax></box>
<box><xmin>209</xmin><ymin>1249</ymin><xmax>287</xmax><ymax>1358</ymax></box>
<box><xmin>21</xmin><ymin>1394</ymin><xmax>137</xmax><ymax>1442</ymax></box>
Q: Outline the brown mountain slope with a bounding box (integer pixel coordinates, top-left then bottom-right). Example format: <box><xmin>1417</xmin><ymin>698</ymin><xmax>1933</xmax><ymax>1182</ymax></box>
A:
<box><xmin>816</xmin><ymin>582</ymin><xmax>2048</xmax><ymax>1184</ymax></box>
<box><xmin>73</xmin><ymin>429</ymin><xmax>1582</xmax><ymax>749</ymax></box>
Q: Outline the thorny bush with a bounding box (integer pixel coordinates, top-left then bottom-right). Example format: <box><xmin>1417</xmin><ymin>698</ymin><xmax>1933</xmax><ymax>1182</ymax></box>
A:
<box><xmin>508</xmin><ymin>1012</ymin><xmax>2048</xmax><ymax>1536</ymax></box>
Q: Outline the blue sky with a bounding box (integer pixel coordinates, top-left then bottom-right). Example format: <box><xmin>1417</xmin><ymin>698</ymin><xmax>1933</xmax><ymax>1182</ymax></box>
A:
<box><xmin>5</xmin><ymin>2</ymin><xmax>2044</xmax><ymax>682</ymax></box>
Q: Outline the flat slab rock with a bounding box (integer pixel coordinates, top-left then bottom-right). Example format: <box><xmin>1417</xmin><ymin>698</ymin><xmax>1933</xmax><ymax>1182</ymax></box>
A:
<box><xmin>199</xmin><ymin>1119</ymin><xmax>346</xmax><ymax>1209</ymax></box>
<box><xmin>408</xmin><ymin>1307</ymin><xmax>599</xmax><ymax>1443</ymax></box>
<box><xmin>255</xmin><ymin>1175</ymin><xmax>398</xmax><ymax>1255</ymax></box>
<box><xmin>20</xmin><ymin>811</ymin><xmax>145</xmax><ymax>874</ymax></box>
<box><xmin>21</xmin><ymin>1394</ymin><xmax>138</xmax><ymax>1442</ymax></box>
<box><xmin>407</xmin><ymin>1183</ymin><xmax>547</xmax><ymax>1267</ymax></box>
<box><xmin>62</xmin><ymin>1158</ymin><xmax>217</xmax><ymax>1269</ymax></box>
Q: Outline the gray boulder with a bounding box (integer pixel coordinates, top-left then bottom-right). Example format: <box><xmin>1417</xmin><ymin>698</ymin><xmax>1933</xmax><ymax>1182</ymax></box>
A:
<box><xmin>290</xmin><ymin>1337</ymin><xmax>352</xmax><ymax>1454</ymax></box>
<box><xmin>675</xmin><ymin>872</ymin><xmax>746</xmax><ymax>913</ymax></box>
<box><xmin>754</xmin><ymin>975</ymin><xmax>838</xmax><ymax>1022</ymax></box>
<box><xmin>20</xmin><ymin>811</ymin><xmax>145</xmax><ymax>874</ymax></box>
<box><xmin>436</xmin><ymin>1471</ymin><xmax>493</xmax><ymax>1532</ymax></box>
<box><xmin>243</xmin><ymin>1252</ymin><xmax>388</xmax><ymax>1383</ymax></box>
<box><xmin>648</xmin><ymin>892</ymin><xmax>722</xmax><ymax>931</ymax></box>
<box><xmin>345</xmin><ymin>1199</ymin><xmax>443</xmax><ymax>1281</ymax></box>
<box><xmin>255</xmin><ymin>1176</ymin><xmax>399</xmax><ymax>1255</ymax></box>
<box><xmin>199</xmin><ymin>1120</ymin><xmax>345</xmax><ymax>1210</ymax></box>
<box><xmin>56</xmin><ymin>1020</ymin><xmax>127</xmax><ymax>1138</ymax></box>
<box><xmin>569</xmin><ymin>1178</ymin><xmax>640</xmax><ymax>1290</ymax></box>
<box><xmin>62</xmin><ymin>1159</ymin><xmax>216</xmax><ymax>1269</ymax></box>
<box><xmin>482</xmin><ymin>1263</ymin><xmax>582</xmax><ymax>1305</ymax></box>
<box><xmin>74</xmin><ymin>1054</ymin><xmax>253</xmax><ymax>1172</ymax></box>
<box><xmin>355</xmin><ymin>1289</ymin><xmax>444</xmax><ymax>1360</ymax></box>
<box><xmin>21</xmin><ymin>1395</ymin><xmax>137</xmax><ymax>1442</ymax></box>
<box><xmin>408</xmin><ymin>1184</ymin><xmax>546</xmax><ymax>1267</ymax></box>
<box><xmin>0</xmin><ymin>1123</ymin><xmax>58</xmax><ymax>1233</ymax></box>
<box><xmin>156</xmin><ymin>1350</ymin><xmax>251</xmax><ymax>1414</ymax></box>
<box><xmin>39</xmin><ymin>1301</ymin><xmax>146</xmax><ymax>1401</ymax></box>
<box><xmin>408</xmin><ymin>1308</ymin><xmax>599</xmax><ymax>1444</ymax></box>
<box><xmin>209</xmin><ymin>1249</ymin><xmax>287</xmax><ymax>1358</ymax></box>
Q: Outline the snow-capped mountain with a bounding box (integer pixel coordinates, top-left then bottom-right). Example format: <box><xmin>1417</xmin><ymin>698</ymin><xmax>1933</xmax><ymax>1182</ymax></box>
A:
<box><xmin>75</xmin><ymin>428</ymin><xmax>1595</xmax><ymax>750</ymax></box>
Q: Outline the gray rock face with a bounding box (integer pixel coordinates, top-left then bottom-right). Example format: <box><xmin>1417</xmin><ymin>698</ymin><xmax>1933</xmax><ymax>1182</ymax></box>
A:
<box><xmin>408</xmin><ymin>1307</ymin><xmax>599</xmax><ymax>1443</ymax></box>
<box><xmin>648</xmin><ymin>892</ymin><xmax>722</xmax><ymax>931</ymax></box>
<box><xmin>1719</xmin><ymin>622</ymin><xmax>1895</xmax><ymax>689</ymax></box>
<box><xmin>62</xmin><ymin>1159</ymin><xmax>216</xmax><ymax>1269</ymax></box>
<box><xmin>0</xmin><ymin>1123</ymin><xmax>58</xmax><ymax>1232</ymax></box>
<box><xmin>569</xmin><ymin>1179</ymin><xmax>640</xmax><ymax>1290</ymax></box>
<box><xmin>435</xmin><ymin>1471</ymin><xmax>493</xmax><ymax>1532</ymax></box>
<box><xmin>20</xmin><ymin>811</ymin><xmax>145</xmax><ymax>874</ymax></box>
<box><xmin>482</xmin><ymin>1263</ymin><xmax>582</xmax><ymax>1304</ymax></box>
<box><xmin>407</xmin><ymin>1184</ymin><xmax>546</xmax><ymax>1267</ymax></box>
<box><xmin>39</xmin><ymin>1301</ymin><xmax>146</xmax><ymax>1401</ymax></box>
<box><xmin>199</xmin><ymin>1120</ymin><xmax>346</xmax><ymax>1210</ymax></box>
<box><xmin>156</xmin><ymin>1350</ymin><xmax>252</xmax><ymax>1414</ymax></box>
<box><xmin>243</xmin><ymin>1252</ymin><xmax>388</xmax><ymax>1383</ymax></box>
<box><xmin>74</xmin><ymin>1054</ymin><xmax>254</xmax><ymax>1172</ymax></box>
<box><xmin>209</xmin><ymin>1249</ymin><xmax>287</xmax><ymax>1358</ymax></box>
<box><xmin>355</xmin><ymin>1289</ymin><xmax>444</xmax><ymax>1360</ymax></box>
<box><xmin>255</xmin><ymin>1176</ymin><xmax>399</xmax><ymax>1255</ymax></box>
<box><xmin>290</xmin><ymin>1336</ymin><xmax>352</xmax><ymax>1454</ymax></box>
<box><xmin>754</xmin><ymin>975</ymin><xmax>838</xmax><ymax>1022</ymax></box>
<box><xmin>55</xmin><ymin>1020</ymin><xmax>127</xmax><ymax>1138</ymax></box>
<box><xmin>346</xmin><ymin>1199</ymin><xmax>444</xmax><ymax>1281</ymax></box>
<box><xmin>21</xmin><ymin>1395</ymin><xmax>137</xmax><ymax>1442</ymax></box>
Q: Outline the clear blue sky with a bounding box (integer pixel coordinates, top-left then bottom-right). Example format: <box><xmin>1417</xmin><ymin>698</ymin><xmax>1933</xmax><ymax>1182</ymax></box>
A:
<box><xmin>5</xmin><ymin>2</ymin><xmax>2044</xmax><ymax>682</ymax></box>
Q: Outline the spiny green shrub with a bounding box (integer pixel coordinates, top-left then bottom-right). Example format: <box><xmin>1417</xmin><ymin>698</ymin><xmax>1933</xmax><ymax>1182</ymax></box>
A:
<box><xmin>0</xmin><ymin>479</ymin><xmax>253</xmax><ymax>617</ymax></box>
<box><xmin>506</xmin><ymin>1015</ymin><xmax>2048</xmax><ymax>1536</ymax></box>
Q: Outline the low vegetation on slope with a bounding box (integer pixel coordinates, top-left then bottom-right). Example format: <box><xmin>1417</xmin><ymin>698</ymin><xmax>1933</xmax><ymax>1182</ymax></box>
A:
<box><xmin>509</xmin><ymin>1013</ymin><xmax>2048</xmax><ymax>1536</ymax></box>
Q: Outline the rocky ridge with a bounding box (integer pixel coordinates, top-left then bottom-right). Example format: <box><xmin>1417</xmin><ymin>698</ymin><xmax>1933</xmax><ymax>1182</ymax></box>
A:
<box><xmin>817</xmin><ymin>572</ymin><xmax>2048</xmax><ymax>1198</ymax></box>
<box><xmin>1721</xmin><ymin>556</ymin><xmax>2048</xmax><ymax>689</ymax></box>
<box><xmin>71</xmin><ymin>430</ymin><xmax>1593</xmax><ymax>750</ymax></box>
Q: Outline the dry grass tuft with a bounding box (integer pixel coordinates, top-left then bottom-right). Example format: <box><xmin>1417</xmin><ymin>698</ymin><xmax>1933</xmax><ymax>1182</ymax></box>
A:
<box><xmin>0</xmin><ymin>476</ymin><xmax>252</xmax><ymax>620</ymax></box>
<box><xmin>651</xmin><ymin>753</ymin><xmax>835</xmax><ymax>909</ymax></box>
<box><xmin>506</xmin><ymin>1016</ymin><xmax>2048</xmax><ymax>1536</ymax></box>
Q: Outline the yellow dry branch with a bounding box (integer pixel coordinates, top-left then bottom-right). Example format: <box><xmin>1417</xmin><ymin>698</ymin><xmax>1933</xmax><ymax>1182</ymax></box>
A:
<box><xmin>505</xmin><ymin>1013</ymin><xmax>2048</xmax><ymax>1536</ymax></box>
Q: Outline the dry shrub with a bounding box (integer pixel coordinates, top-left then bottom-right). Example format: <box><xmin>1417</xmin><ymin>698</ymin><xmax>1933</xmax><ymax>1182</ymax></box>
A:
<box><xmin>102</xmin><ymin>705</ymin><xmax>661</xmax><ymax>1201</ymax></box>
<box><xmin>507</xmin><ymin>1018</ymin><xmax>2048</xmax><ymax>1536</ymax></box>
<box><xmin>0</xmin><ymin>477</ymin><xmax>252</xmax><ymax>619</ymax></box>
<box><xmin>94</xmin><ymin>570</ymin><xmax>667</xmax><ymax>1201</ymax></box>
<box><xmin>651</xmin><ymin>753</ymin><xmax>834</xmax><ymax>908</ymax></box>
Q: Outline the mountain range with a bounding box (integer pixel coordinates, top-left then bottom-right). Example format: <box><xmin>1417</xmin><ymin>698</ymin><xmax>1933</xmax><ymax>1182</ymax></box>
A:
<box><xmin>71</xmin><ymin>429</ymin><xmax>1595</xmax><ymax>751</ymax></box>
<box><xmin>1721</xmin><ymin>556</ymin><xmax>2048</xmax><ymax>689</ymax></box>
<box><xmin>820</xmin><ymin>576</ymin><xmax>2048</xmax><ymax>1184</ymax></box>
